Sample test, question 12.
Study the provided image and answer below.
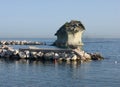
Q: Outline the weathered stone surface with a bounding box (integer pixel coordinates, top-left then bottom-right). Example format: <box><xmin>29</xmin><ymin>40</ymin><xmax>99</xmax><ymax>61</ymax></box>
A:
<box><xmin>53</xmin><ymin>20</ymin><xmax>85</xmax><ymax>49</ymax></box>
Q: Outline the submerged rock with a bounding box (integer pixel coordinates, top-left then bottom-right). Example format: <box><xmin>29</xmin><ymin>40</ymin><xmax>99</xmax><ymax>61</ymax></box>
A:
<box><xmin>90</xmin><ymin>53</ymin><xmax>104</xmax><ymax>60</ymax></box>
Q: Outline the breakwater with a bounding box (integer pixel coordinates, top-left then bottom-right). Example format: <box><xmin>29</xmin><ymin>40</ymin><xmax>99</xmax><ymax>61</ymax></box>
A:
<box><xmin>0</xmin><ymin>45</ymin><xmax>104</xmax><ymax>62</ymax></box>
<box><xmin>0</xmin><ymin>40</ymin><xmax>44</xmax><ymax>45</ymax></box>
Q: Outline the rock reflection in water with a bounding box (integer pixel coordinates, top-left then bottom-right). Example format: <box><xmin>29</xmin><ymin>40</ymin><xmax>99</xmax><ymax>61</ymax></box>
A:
<box><xmin>0</xmin><ymin>58</ymin><xmax>88</xmax><ymax>87</ymax></box>
<box><xmin>0</xmin><ymin>58</ymin><xmax>81</xmax><ymax>67</ymax></box>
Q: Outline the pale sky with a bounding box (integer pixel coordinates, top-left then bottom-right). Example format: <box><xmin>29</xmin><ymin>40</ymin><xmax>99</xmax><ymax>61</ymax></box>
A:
<box><xmin>0</xmin><ymin>0</ymin><xmax>120</xmax><ymax>38</ymax></box>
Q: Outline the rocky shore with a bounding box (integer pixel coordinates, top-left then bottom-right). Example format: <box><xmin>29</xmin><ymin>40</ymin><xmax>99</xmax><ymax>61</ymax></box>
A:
<box><xmin>0</xmin><ymin>45</ymin><xmax>104</xmax><ymax>62</ymax></box>
<box><xmin>0</xmin><ymin>40</ymin><xmax>44</xmax><ymax>45</ymax></box>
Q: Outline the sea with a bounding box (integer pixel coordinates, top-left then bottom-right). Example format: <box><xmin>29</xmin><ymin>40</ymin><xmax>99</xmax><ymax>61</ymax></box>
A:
<box><xmin>0</xmin><ymin>38</ymin><xmax>120</xmax><ymax>87</ymax></box>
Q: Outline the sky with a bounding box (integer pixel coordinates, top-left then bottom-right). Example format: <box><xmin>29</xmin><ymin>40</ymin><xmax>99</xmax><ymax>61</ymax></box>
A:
<box><xmin>0</xmin><ymin>0</ymin><xmax>120</xmax><ymax>38</ymax></box>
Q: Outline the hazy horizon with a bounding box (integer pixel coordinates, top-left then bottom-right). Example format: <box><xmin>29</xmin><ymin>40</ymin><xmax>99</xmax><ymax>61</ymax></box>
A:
<box><xmin>0</xmin><ymin>0</ymin><xmax>120</xmax><ymax>38</ymax></box>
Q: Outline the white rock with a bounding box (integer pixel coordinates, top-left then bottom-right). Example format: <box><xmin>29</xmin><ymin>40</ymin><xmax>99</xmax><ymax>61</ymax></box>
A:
<box><xmin>84</xmin><ymin>53</ymin><xmax>91</xmax><ymax>59</ymax></box>
<box><xmin>31</xmin><ymin>52</ymin><xmax>37</xmax><ymax>55</ymax></box>
<box><xmin>65</xmin><ymin>57</ymin><xmax>71</xmax><ymax>61</ymax></box>
<box><xmin>71</xmin><ymin>54</ymin><xmax>77</xmax><ymax>61</ymax></box>
<box><xmin>19</xmin><ymin>52</ymin><xmax>26</xmax><ymax>58</ymax></box>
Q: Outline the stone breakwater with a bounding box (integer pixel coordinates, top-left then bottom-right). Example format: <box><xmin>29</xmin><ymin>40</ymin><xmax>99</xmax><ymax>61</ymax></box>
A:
<box><xmin>0</xmin><ymin>40</ymin><xmax>44</xmax><ymax>45</ymax></box>
<box><xmin>0</xmin><ymin>45</ymin><xmax>104</xmax><ymax>62</ymax></box>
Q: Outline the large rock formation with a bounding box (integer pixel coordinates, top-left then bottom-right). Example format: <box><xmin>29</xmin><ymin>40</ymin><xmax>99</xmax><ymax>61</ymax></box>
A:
<box><xmin>53</xmin><ymin>20</ymin><xmax>85</xmax><ymax>49</ymax></box>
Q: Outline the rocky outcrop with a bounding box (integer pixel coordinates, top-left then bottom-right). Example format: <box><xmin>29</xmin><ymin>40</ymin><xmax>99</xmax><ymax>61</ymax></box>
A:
<box><xmin>53</xmin><ymin>20</ymin><xmax>85</xmax><ymax>49</ymax></box>
<box><xmin>52</xmin><ymin>20</ymin><xmax>104</xmax><ymax>62</ymax></box>
<box><xmin>0</xmin><ymin>20</ymin><xmax>104</xmax><ymax>62</ymax></box>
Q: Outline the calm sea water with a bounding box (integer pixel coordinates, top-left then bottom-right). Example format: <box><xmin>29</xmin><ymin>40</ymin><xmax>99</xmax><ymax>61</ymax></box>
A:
<box><xmin>0</xmin><ymin>38</ymin><xmax>120</xmax><ymax>87</ymax></box>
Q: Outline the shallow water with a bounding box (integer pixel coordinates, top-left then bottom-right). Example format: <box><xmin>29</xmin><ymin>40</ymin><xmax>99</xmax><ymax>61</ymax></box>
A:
<box><xmin>0</xmin><ymin>38</ymin><xmax>120</xmax><ymax>87</ymax></box>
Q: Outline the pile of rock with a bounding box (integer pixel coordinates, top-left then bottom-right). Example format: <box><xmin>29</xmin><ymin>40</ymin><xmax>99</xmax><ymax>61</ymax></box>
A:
<box><xmin>18</xmin><ymin>51</ymin><xmax>80</xmax><ymax>61</ymax></box>
<box><xmin>0</xmin><ymin>45</ymin><xmax>19</xmax><ymax>59</ymax></box>
<box><xmin>0</xmin><ymin>40</ymin><xmax>44</xmax><ymax>45</ymax></box>
<box><xmin>0</xmin><ymin>45</ymin><xmax>104</xmax><ymax>62</ymax></box>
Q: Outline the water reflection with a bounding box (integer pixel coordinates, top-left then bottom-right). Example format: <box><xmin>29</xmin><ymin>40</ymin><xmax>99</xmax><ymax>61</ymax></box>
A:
<box><xmin>0</xmin><ymin>58</ymin><xmax>82</xmax><ymax>67</ymax></box>
<box><xmin>0</xmin><ymin>58</ymin><xmax>115</xmax><ymax>87</ymax></box>
<box><xmin>0</xmin><ymin>58</ymin><xmax>94</xmax><ymax>87</ymax></box>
